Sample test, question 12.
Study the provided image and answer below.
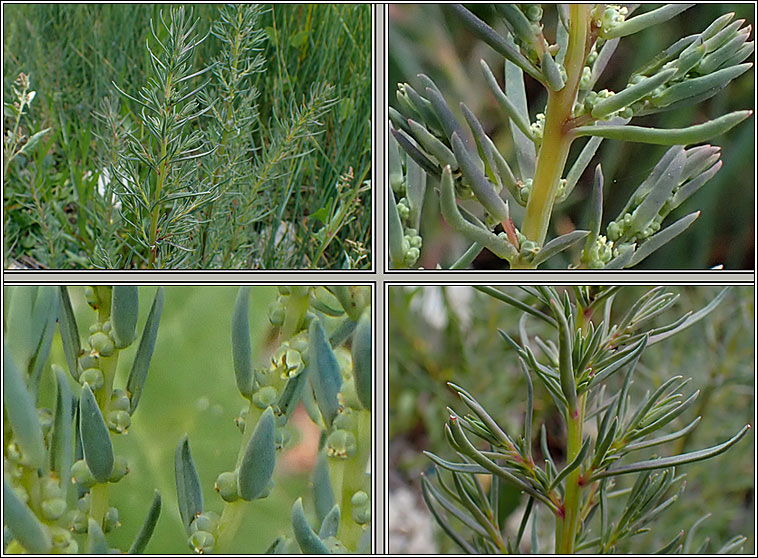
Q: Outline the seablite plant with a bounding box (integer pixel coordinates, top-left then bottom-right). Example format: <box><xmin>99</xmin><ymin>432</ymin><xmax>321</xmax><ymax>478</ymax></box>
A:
<box><xmin>3</xmin><ymin>286</ymin><xmax>164</xmax><ymax>553</ymax></box>
<box><xmin>389</xmin><ymin>4</ymin><xmax>753</xmax><ymax>269</ymax></box>
<box><xmin>174</xmin><ymin>286</ymin><xmax>372</xmax><ymax>554</ymax></box>
<box><xmin>421</xmin><ymin>286</ymin><xmax>750</xmax><ymax>553</ymax></box>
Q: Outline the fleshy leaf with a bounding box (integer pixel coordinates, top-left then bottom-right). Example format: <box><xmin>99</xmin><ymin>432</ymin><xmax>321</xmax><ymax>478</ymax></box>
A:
<box><xmin>129</xmin><ymin>490</ymin><xmax>162</xmax><ymax>554</ymax></box>
<box><xmin>3</xmin><ymin>478</ymin><xmax>52</xmax><ymax>553</ymax></box>
<box><xmin>174</xmin><ymin>435</ymin><xmax>203</xmax><ymax>534</ymax></box>
<box><xmin>3</xmin><ymin>344</ymin><xmax>45</xmax><ymax>469</ymax></box>
<box><xmin>308</xmin><ymin>318</ymin><xmax>343</xmax><ymax>429</ymax></box>
<box><xmin>127</xmin><ymin>286</ymin><xmax>164</xmax><ymax>414</ymax></box>
<box><xmin>291</xmin><ymin>498</ymin><xmax>330</xmax><ymax>554</ymax></box>
<box><xmin>79</xmin><ymin>384</ymin><xmax>114</xmax><ymax>482</ymax></box>
<box><xmin>111</xmin><ymin>286</ymin><xmax>139</xmax><ymax>349</ymax></box>
<box><xmin>57</xmin><ymin>286</ymin><xmax>81</xmax><ymax>380</ymax></box>
<box><xmin>238</xmin><ymin>406</ymin><xmax>276</xmax><ymax>501</ymax></box>
<box><xmin>351</xmin><ymin>310</ymin><xmax>372</xmax><ymax>411</ymax></box>
<box><xmin>231</xmin><ymin>286</ymin><xmax>255</xmax><ymax>398</ymax></box>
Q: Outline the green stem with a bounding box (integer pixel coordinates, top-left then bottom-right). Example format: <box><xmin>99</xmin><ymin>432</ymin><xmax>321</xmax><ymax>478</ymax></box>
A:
<box><xmin>521</xmin><ymin>4</ymin><xmax>590</xmax><ymax>248</ymax></box>
<box><xmin>336</xmin><ymin>409</ymin><xmax>371</xmax><ymax>550</ymax></box>
<box><xmin>557</xmin><ymin>393</ymin><xmax>586</xmax><ymax>554</ymax></box>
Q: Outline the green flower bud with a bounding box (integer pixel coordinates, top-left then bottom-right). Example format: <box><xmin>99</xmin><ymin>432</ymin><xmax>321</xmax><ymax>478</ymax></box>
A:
<box><xmin>189</xmin><ymin>530</ymin><xmax>215</xmax><ymax>554</ymax></box>
<box><xmin>282</xmin><ymin>348</ymin><xmax>304</xmax><ymax>379</ymax></box>
<box><xmin>277</xmin><ymin>286</ymin><xmax>291</xmax><ymax>296</ymax></box>
<box><xmin>77</xmin><ymin>493</ymin><xmax>91</xmax><ymax>513</ymax></box>
<box><xmin>326</xmin><ymin>429</ymin><xmax>357</xmax><ymax>459</ymax></box>
<box><xmin>109</xmin><ymin>456</ymin><xmax>129</xmax><ymax>483</ymax></box>
<box><xmin>110</xmin><ymin>389</ymin><xmax>130</xmax><ymax>412</ymax></box>
<box><xmin>89</xmin><ymin>332</ymin><xmax>115</xmax><ymax>357</ymax></box>
<box><xmin>102</xmin><ymin>320</ymin><xmax>112</xmax><ymax>333</ymax></box>
<box><xmin>339</xmin><ymin>378</ymin><xmax>363</xmax><ymax>411</ymax></box>
<box><xmin>607</xmin><ymin>220</ymin><xmax>622</xmax><ymax>241</ymax></box>
<box><xmin>351</xmin><ymin>491</ymin><xmax>371</xmax><ymax>525</ymax></box>
<box><xmin>71</xmin><ymin>459</ymin><xmax>96</xmax><ymax>488</ymax></box>
<box><xmin>214</xmin><ymin>471</ymin><xmax>239</xmax><ymax>502</ymax></box>
<box><xmin>84</xmin><ymin>287</ymin><xmax>98</xmax><ymax>309</ymax></box>
<box><xmin>80</xmin><ymin>368</ymin><xmax>104</xmax><ymax>391</ymax></box>
<box><xmin>519</xmin><ymin>240</ymin><xmax>540</xmax><ymax>260</ymax></box>
<box><xmin>106</xmin><ymin>410</ymin><xmax>131</xmax><ymax>434</ymax></box>
<box><xmin>404</xmin><ymin>247</ymin><xmax>420</xmax><ymax>267</ymax></box>
<box><xmin>69</xmin><ymin>510</ymin><xmax>88</xmax><ymax>534</ymax></box>
<box><xmin>190</xmin><ymin>511</ymin><xmax>221</xmax><ymax>536</ymax></box>
<box><xmin>41</xmin><ymin>497</ymin><xmax>67</xmax><ymax>521</ymax></box>
<box><xmin>333</xmin><ymin>408</ymin><xmax>359</xmax><ymax>432</ymax></box>
<box><xmin>7</xmin><ymin>442</ymin><xmax>22</xmax><ymax>464</ymax></box>
<box><xmin>89</xmin><ymin>323</ymin><xmax>102</xmax><ymax>334</ymax></box>
<box><xmin>78</xmin><ymin>354</ymin><xmax>99</xmax><ymax>372</ymax></box>
<box><xmin>103</xmin><ymin>507</ymin><xmax>119</xmax><ymax>533</ymax></box>
<box><xmin>252</xmin><ymin>385</ymin><xmax>278</xmax><ymax>409</ymax></box>
<box><xmin>268</xmin><ymin>300</ymin><xmax>286</xmax><ymax>327</ymax></box>
<box><xmin>525</xmin><ymin>4</ymin><xmax>542</xmax><ymax>22</ymax></box>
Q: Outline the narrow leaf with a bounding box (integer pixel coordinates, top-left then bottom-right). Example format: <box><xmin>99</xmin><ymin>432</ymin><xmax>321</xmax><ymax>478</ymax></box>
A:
<box><xmin>111</xmin><ymin>286</ymin><xmax>139</xmax><ymax>349</ymax></box>
<box><xmin>291</xmin><ymin>498</ymin><xmax>330</xmax><ymax>554</ymax></box>
<box><xmin>238</xmin><ymin>407</ymin><xmax>276</xmax><ymax>501</ymax></box>
<box><xmin>533</xmin><ymin>230</ymin><xmax>589</xmax><ymax>267</ymax></box>
<box><xmin>313</xmin><ymin>449</ymin><xmax>335</xmax><ymax>526</ymax></box>
<box><xmin>573</xmin><ymin>110</ymin><xmax>752</xmax><ymax>145</ymax></box>
<box><xmin>591</xmin><ymin>69</ymin><xmax>676</xmax><ymax>118</ymax></box>
<box><xmin>451</xmin><ymin>132</ymin><xmax>509</xmax><ymax>222</ymax></box>
<box><xmin>420</xmin><ymin>475</ymin><xmax>478</xmax><ymax>554</ymax></box>
<box><xmin>3</xmin><ymin>478</ymin><xmax>52</xmax><ymax>553</ymax></box>
<box><xmin>603</xmin><ymin>4</ymin><xmax>695</xmax><ymax>39</ymax></box>
<box><xmin>87</xmin><ymin>518</ymin><xmax>109</xmax><ymax>554</ymax></box>
<box><xmin>550</xmin><ymin>437</ymin><xmax>591</xmax><ymax>490</ymax></box>
<box><xmin>3</xmin><ymin>345</ymin><xmax>45</xmax><ymax>469</ymax></box>
<box><xmin>129</xmin><ymin>490</ymin><xmax>162</xmax><ymax>554</ymax></box>
<box><xmin>309</xmin><ymin>318</ymin><xmax>343</xmax><ymax>428</ymax></box>
<box><xmin>318</xmin><ymin>505</ymin><xmax>341</xmax><ymax>540</ymax></box>
<box><xmin>127</xmin><ymin>286</ymin><xmax>164</xmax><ymax>414</ymax></box>
<box><xmin>480</xmin><ymin>59</ymin><xmax>535</xmax><ymax>141</ymax></box>
<box><xmin>351</xmin><ymin>310</ymin><xmax>372</xmax><ymax>411</ymax></box>
<box><xmin>231</xmin><ymin>287</ymin><xmax>255</xmax><ymax>398</ymax></box>
<box><xmin>174</xmin><ymin>435</ymin><xmax>203</xmax><ymax>534</ymax></box>
<box><xmin>57</xmin><ymin>286</ymin><xmax>81</xmax><ymax>380</ymax></box>
<box><xmin>594</xmin><ymin>425</ymin><xmax>750</xmax><ymax>479</ymax></box>
<box><xmin>630</xmin><ymin>212</ymin><xmax>700</xmax><ymax>267</ymax></box>
<box><xmin>79</xmin><ymin>384</ymin><xmax>114</xmax><ymax>482</ymax></box>
<box><xmin>388</xmin><ymin>184</ymin><xmax>406</xmax><ymax>269</ymax></box>
<box><xmin>50</xmin><ymin>365</ymin><xmax>74</xmax><ymax>494</ymax></box>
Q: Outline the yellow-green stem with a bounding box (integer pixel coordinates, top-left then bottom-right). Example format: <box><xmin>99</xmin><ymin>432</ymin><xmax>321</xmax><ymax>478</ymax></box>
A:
<box><xmin>557</xmin><ymin>393</ymin><xmax>586</xmax><ymax>554</ymax></box>
<box><xmin>521</xmin><ymin>4</ymin><xmax>590</xmax><ymax>248</ymax></box>
<box><xmin>335</xmin><ymin>409</ymin><xmax>371</xmax><ymax>550</ymax></box>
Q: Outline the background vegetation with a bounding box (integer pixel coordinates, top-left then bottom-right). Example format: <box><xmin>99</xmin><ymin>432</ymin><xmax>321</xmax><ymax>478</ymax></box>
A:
<box><xmin>388</xmin><ymin>285</ymin><xmax>754</xmax><ymax>553</ymax></box>
<box><xmin>4</xmin><ymin>4</ymin><xmax>371</xmax><ymax>269</ymax></box>
<box><xmin>388</xmin><ymin>4</ymin><xmax>754</xmax><ymax>269</ymax></box>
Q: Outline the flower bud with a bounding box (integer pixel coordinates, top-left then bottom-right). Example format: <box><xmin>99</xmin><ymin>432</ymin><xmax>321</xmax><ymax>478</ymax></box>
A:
<box><xmin>351</xmin><ymin>491</ymin><xmax>371</xmax><ymax>524</ymax></box>
<box><xmin>190</xmin><ymin>511</ymin><xmax>221</xmax><ymax>536</ymax></box>
<box><xmin>78</xmin><ymin>354</ymin><xmax>99</xmax><ymax>372</ymax></box>
<box><xmin>77</xmin><ymin>493</ymin><xmax>91</xmax><ymax>513</ymax></box>
<box><xmin>268</xmin><ymin>299</ymin><xmax>286</xmax><ymax>327</ymax></box>
<box><xmin>84</xmin><ymin>287</ymin><xmax>98</xmax><ymax>309</ymax></box>
<box><xmin>103</xmin><ymin>507</ymin><xmax>119</xmax><ymax>533</ymax></box>
<box><xmin>110</xmin><ymin>389</ymin><xmax>131</xmax><ymax>412</ymax></box>
<box><xmin>277</xmin><ymin>286</ymin><xmax>291</xmax><ymax>296</ymax></box>
<box><xmin>37</xmin><ymin>407</ymin><xmax>54</xmax><ymax>436</ymax></box>
<box><xmin>71</xmin><ymin>459</ymin><xmax>96</xmax><ymax>488</ymax></box>
<box><xmin>69</xmin><ymin>510</ymin><xmax>88</xmax><ymax>534</ymax></box>
<box><xmin>41</xmin><ymin>497</ymin><xmax>67</xmax><ymax>521</ymax></box>
<box><xmin>89</xmin><ymin>332</ymin><xmax>115</xmax><ymax>357</ymax></box>
<box><xmin>80</xmin><ymin>368</ymin><xmax>104</xmax><ymax>391</ymax></box>
<box><xmin>214</xmin><ymin>471</ymin><xmax>239</xmax><ymax>502</ymax></box>
<box><xmin>106</xmin><ymin>410</ymin><xmax>131</xmax><ymax>434</ymax></box>
<box><xmin>50</xmin><ymin>525</ymin><xmax>77</xmax><ymax>552</ymax></box>
<box><xmin>109</xmin><ymin>456</ymin><xmax>130</xmax><ymax>483</ymax></box>
<box><xmin>235</xmin><ymin>406</ymin><xmax>248</xmax><ymax>433</ymax></box>
<box><xmin>326</xmin><ymin>429</ymin><xmax>357</xmax><ymax>459</ymax></box>
<box><xmin>188</xmin><ymin>530</ymin><xmax>215</xmax><ymax>554</ymax></box>
<box><xmin>252</xmin><ymin>386</ymin><xmax>278</xmax><ymax>409</ymax></box>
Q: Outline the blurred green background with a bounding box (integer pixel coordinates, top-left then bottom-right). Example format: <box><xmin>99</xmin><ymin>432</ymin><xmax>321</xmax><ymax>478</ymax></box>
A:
<box><xmin>37</xmin><ymin>286</ymin><xmax>317</xmax><ymax>553</ymax></box>
<box><xmin>388</xmin><ymin>4</ymin><xmax>755</xmax><ymax>269</ymax></box>
<box><xmin>388</xmin><ymin>285</ymin><xmax>754</xmax><ymax>553</ymax></box>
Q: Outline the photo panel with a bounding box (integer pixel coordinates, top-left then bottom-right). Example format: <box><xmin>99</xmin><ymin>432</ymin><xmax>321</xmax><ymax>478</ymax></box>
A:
<box><xmin>386</xmin><ymin>4</ymin><xmax>755</xmax><ymax>271</ymax></box>
<box><xmin>4</xmin><ymin>4</ymin><xmax>374</xmax><ymax>271</ymax></box>
<box><xmin>386</xmin><ymin>283</ymin><xmax>754</xmax><ymax>553</ymax></box>
<box><xmin>3</xmin><ymin>283</ymin><xmax>375</xmax><ymax>554</ymax></box>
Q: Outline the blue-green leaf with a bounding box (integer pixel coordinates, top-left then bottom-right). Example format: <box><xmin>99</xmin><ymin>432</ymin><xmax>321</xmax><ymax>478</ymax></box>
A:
<box><xmin>111</xmin><ymin>286</ymin><xmax>139</xmax><ymax>349</ymax></box>
<box><xmin>129</xmin><ymin>490</ymin><xmax>162</xmax><ymax>553</ymax></box>
<box><xmin>292</xmin><ymin>498</ymin><xmax>330</xmax><ymax>554</ymax></box>
<box><xmin>87</xmin><ymin>518</ymin><xmax>109</xmax><ymax>554</ymax></box>
<box><xmin>313</xmin><ymin>448</ymin><xmax>335</xmax><ymax>525</ymax></box>
<box><xmin>3</xmin><ymin>478</ymin><xmax>52</xmax><ymax>553</ymax></box>
<box><xmin>231</xmin><ymin>287</ymin><xmax>255</xmax><ymax>398</ymax></box>
<box><xmin>238</xmin><ymin>407</ymin><xmax>276</xmax><ymax>501</ymax></box>
<box><xmin>127</xmin><ymin>286</ymin><xmax>164</xmax><ymax>414</ymax></box>
<box><xmin>351</xmin><ymin>310</ymin><xmax>372</xmax><ymax>411</ymax></box>
<box><xmin>79</xmin><ymin>384</ymin><xmax>114</xmax><ymax>483</ymax></box>
<box><xmin>3</xmin><ymin>344</ymin><xmax>45</xmax><ymax>469</ymax></box>
<box><xmin>309</xmin><ymin>318</ymin><xmax>343</xmax><ymax>429</ymax></box>
<box><xmin>174</xmin><ymin>435</ymin><xmax>203</xmax><ymax>535</ymax></box>
<box><xmin>318</xmin><ymin>504</ymin><xmax>341</xmax><ymax>539</ymax></box>
<box><xmin>50</xmin><ymin>364</ymin><xmax>74</xmax><ymax>495</ymax></box>
<box><xmin>57</xmin><ymin>286</ymin><xmax>81</xmax><ymax>380</ymax></box>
